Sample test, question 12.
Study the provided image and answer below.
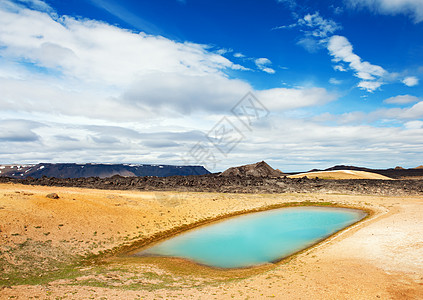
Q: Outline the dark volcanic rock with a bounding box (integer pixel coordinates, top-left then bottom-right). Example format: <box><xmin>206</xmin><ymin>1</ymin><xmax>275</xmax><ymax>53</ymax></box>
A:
<box><xmin>46</xmin><ymin>193</ymin><xmax>59</xmax><ymax>199</ymax></box>
<box><xmin>220</xmin><ymin>161</ymin><xmax>285</xmax><ymax>177</ymax></box>
<box><xmin>1</xmin><ymin>174</ymin><xmax>422</xmax><ymax>197</ymax></box>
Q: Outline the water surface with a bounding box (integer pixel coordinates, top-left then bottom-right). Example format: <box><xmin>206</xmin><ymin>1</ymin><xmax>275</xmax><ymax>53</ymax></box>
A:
<box><xmin>138</xmin><ymin>206</ymin><xmax>366</xmax><ymax>268</ymax></box>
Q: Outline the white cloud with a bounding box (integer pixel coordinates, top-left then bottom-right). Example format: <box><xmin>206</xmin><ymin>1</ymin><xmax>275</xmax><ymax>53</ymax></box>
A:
<box><xmin>402</xmin><ymin>76</ymin><xmax>419</xmax><ymax>86</ymax></box>
<box><xmin>328</xmin><ymin>35</ymin><xmax>386</xmax><ymax>92</ymax></box>
<box><xmin>334</xmin><ymin>65</ymin><xmax>347</xmax><ymax>72</ymax></box>
<box><xmin>298</xmin><ymin>12</ymin><xmax>342</xmax><ymax>38</ymax></box>
<box><xmin>0</xmin><ymin>119</ymin><xmax>43</xmax><ymax>142</ymax></box>
<box><xmin>261</xmin><ymin>68</ymin><xmax>276</xmax><ymax>74</ymax></box>
<box><xmin>0</xmin><ymin>0</ymin><xmax>348</xmax><ymax>170</ymax></box>
<box><xmin>216</xmin><ymin>48</ymin><xmax>233</xmax><ymax>55</ymax></box>
<box><xmin>255</xmin><ymin>58</ymin><xmax>271</xmax><ymax>66</ymax></box>
<box><xmin>233</xmin><ymin>52</ymin><xmax>245</xmax><ymax>58</ymax></box>
<box><xmin>404</xmin><ymin>120</ymin><xmax>423</xmax><ymax>129</ymax></box>
<box><xmin>15</xmin><ymin>0</ymin><xmax>52</xmax><ymax>12</ymax></box>
<box><xmin>274</xmin><ymin>12</ymin><xmax>341</xmax><ymax>53</ymax></box>
<box><xmin>0</xmin><ymin>3</ymin><xmax>240</xmax><ymax>87</ymax></box>
<box><xmin>255</xmin><ymin>58</ymin><xmax>276</xmax><ymax>74</ymax></box>
<box><xmin>357</xmin><ymin>80</ymin><xmax>383</xmax><ymax>92</ymax></box>
<box><xmin>347</xmin><ymin>0</ymin><xmax>423</xmax><ymax>23</ymax></box>
<box><xmin>257</xmin><ymin>87</ymin><xmax>337</xmax><ymax>111</ymax></box>
<box><xmin>122</xmin><ymin>73</ymin><xmax>251</xmax><ymax>115</ymax></box>
<box><xmin>384</xmin><ymin>95</ymin><xmax>420</xmax><ymax>104</ymax></box>
<box><xmin>397</xmin><ymin>101</ymin><xmax>423</xmax><ymax>119</ymax></box>
<box><xmin>274</xmin><ymin>12</ymin><xmax>341</xmax><ymax>38</ymax></box>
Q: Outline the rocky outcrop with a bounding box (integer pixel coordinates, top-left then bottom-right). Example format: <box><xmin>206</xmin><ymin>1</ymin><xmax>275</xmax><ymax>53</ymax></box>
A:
<box><xmin>220</xmin><ymin>161</ymin><xmax>285</xmax><ymax>177</ymax></box>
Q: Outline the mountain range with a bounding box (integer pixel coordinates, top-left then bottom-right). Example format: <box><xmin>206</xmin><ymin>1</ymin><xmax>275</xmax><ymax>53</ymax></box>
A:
<box><xmin>0</xmin><ymin>163</ymin><xmax>210</xmax><ymax>179</ymax></box>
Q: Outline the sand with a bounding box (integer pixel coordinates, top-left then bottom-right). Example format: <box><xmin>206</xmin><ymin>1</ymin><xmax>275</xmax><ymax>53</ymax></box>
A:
<box><xmin>288</xmin><ymin>170</ymin><xmax>393</xmax><ymax>180</ymax></box>
<box><xmin>1</xmin><ymin>183</ymin><xmax>422</xmax><ymax>299</ymax></box>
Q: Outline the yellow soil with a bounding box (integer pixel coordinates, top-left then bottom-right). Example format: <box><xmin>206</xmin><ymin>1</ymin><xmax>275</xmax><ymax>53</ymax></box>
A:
<box><xmin>288</xmin><ymin>170</ymin><xmax>393</xmax><ymax>180</ymax></box>
<box><xmin>1</xmin><ymin>183</ymin><xmax>422</xmax><ymax>299</ymax></box>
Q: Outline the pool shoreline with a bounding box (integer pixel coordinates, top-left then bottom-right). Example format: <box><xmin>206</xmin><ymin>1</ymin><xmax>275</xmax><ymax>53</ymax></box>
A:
<box><xmin>118</xmin><ymin>201</ymin><xmax>372</xmax><ymax>271</ymax></box>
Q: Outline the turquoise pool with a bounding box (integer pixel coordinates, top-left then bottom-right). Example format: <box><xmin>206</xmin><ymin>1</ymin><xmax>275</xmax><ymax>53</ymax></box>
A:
<box><xmin>137</xmin><ymin>206</ymin><xmax>366</xmax><ymax>268</ymax></box>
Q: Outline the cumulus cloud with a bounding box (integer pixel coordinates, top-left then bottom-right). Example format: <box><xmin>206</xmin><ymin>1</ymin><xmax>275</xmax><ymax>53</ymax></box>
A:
<box><xmin>0</xmin><ymin>0</ymin><xmax>347</xmax><ymax>169</ymax></box>
<box><xmin>254</xmin><ymin>58</ymin><xmax>275</xmax><ymax>74</ymax></box>
<box><xmin>328</xmin><ymin>35</ymin><xmax>386</xmax><ymax>92</ymax></box>
<box><xmin>346</xmin><ymin>0</ymin><xmax>423</xmax><ymax>23</ymax></box>
<box><xmin>402</xmin><ymin>76</ymin><xmax>419</xmax><ymax>86</ymax></box>
<box><xmin>384</xmin><ymin>95</ymin><xmax>420</xmax><ymax>104</ymax></box>
<box><xmin>122</xmin><ymin>73</ymin><xmax>251</xmax><ymax>115</ymax></box>
<box><xmin>0</xmin><ymin>2</ymin><xmax>242</xmax><ymax>87</ymax></box>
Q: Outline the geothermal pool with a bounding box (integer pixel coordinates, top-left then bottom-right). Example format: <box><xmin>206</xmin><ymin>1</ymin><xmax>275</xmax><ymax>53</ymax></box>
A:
<box><xmin>137</xmin><ymin>206</ymin><xmax>366</xmax><ymax>268</ymax></box>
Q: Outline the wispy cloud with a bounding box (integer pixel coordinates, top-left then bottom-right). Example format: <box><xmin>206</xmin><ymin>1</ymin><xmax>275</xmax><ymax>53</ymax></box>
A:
<box><xmin>275</xmin><ymin>11</ymin><xmax>419</xmax><ymax>93</ymax></box>
<box><xmin>255</xmin><ymin>58</ymin><xmax>276</xmax><ymax>74</ymax></box>
<box><xmin>15</xmin><ymin>0</ymin><xmax>52</xmax><ymax>11</ymax></box>
<box><xmin>276</xmin><ymin>0</ymin><xmax>297</xmax><ymax>9</ymax></box>
<box><xmin>233</xmin><ymin>52</ymin><xmax>245</xmax><ymax>58</ymax></box>
<box><xmin>384</xmin><ymin>95</ymin><xmax>420</xmax><ymax>104</ymax></box>
<box><xmin>329</xmin><ymin>78</ymin><xmax>342</xmax><ymax>85</ymax></box>
<box><xmin>274</xmin><ymin>12</ymin><xmax>341</xmax><ymax>37</ymax></box>
<box><xmin>346</xmin><ymin>0</ymin><xmax>423</xmax><ymax>23</ymax></box>
<box><xmin>88</xmin><ymin>0</ymin><xmax>162</xmax><ymax>35</ymax></box>
<box><xmin>274</xmin><ymin>12</ymin><xmax>341</xmax><ymax>53</ymax></box>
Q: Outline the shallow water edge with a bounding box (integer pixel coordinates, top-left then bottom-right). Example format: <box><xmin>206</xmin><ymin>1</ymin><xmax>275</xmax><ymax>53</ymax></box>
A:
<box><xmin>120</xmin><ymin>201</ymin><xmax>370</xmax><ymax>270</ymax></box>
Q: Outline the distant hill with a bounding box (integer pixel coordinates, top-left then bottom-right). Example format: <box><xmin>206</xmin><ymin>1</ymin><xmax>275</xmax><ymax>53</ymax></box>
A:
<box><xmin>414</xmin><ymin>165</ymin><xmax>423</xmax><ymax>169</ymax></box>
<box><xmin>0</xmin><ymin>163</ymin><xmax>210</xmax><ymax>179</ymax></box>
<box><xmin>220</xmin><ymin>161</ymin><xmax>285</xmax><ymax>177</ymax></box>
<box><xmin>306</xmin><ymin>165</ymin><xmax>423</xmax><ymax>179</ymax></box>
<box><xmin>288</xmin><ymin>170</ymin><xmax>393</xmax><ymax>180</ymax></box>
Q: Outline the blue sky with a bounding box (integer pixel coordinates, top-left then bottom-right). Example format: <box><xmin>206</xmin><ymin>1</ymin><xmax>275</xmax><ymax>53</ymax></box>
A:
<box><xmin>0</xmin><ymin>0</ymin><xmax>422</xmax><ymax>171</ymax></box>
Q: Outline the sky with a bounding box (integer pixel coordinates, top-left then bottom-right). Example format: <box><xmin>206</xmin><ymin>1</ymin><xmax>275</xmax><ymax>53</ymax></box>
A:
<box><xmin>0</xmin><ymin>0</ymin><xmax>422</xmax><ymax>172</ymax></box>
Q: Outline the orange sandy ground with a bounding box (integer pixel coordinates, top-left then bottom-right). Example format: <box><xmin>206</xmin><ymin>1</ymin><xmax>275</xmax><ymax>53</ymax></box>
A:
<box><xmin>0</xmin><ymin>183</ymin><xmax>422</xmax><ymax>299</ymax></box>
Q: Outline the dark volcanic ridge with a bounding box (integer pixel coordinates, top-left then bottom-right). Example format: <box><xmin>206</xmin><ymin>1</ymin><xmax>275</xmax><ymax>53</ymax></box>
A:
<box><xmin>0</xmin><ymin>163</ymin><xmax>210</xmax><ymax>179</ymax></box>
<box><xmin>1</xmin><ymin>174</ymin><xmax>423</xmax><ymax>197</ymax></box>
